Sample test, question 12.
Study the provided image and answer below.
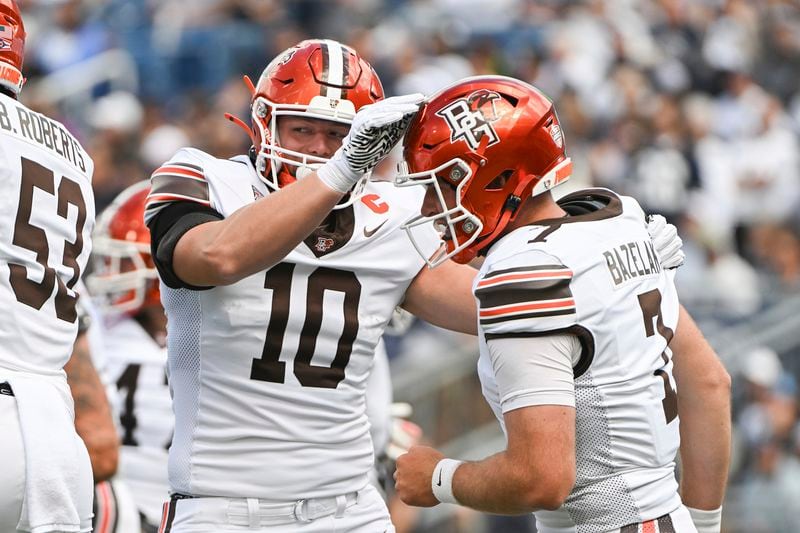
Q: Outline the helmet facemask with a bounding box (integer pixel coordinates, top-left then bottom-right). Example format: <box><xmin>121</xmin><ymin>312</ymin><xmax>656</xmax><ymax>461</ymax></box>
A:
<box><xmin>87</xmin><ymin>237</ymin><xmax>158</xmax><ymax>315</ymax></box>
<box><xmin>250</xmin><ymin>94</ymin><xmax>367</xmax><ymax>209</ymax></box>
<box><xmin>396</xmin><ymin>158</ymin><xmax>484</xmax><ymax>267</ymax></box>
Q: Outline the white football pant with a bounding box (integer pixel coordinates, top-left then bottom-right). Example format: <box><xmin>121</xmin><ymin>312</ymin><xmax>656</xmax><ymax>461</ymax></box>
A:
<box><xmin>0</xmin><ymin>391</ymin><xmax>94</xmax><ymax>533</ymax></box>
<box><xmin>159</xmin><ymin>483</ymin><xmax>395</xmax><ymax>533</ymax></box>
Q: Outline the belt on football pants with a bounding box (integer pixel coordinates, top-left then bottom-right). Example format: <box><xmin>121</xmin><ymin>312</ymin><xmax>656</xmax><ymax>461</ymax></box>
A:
<box><xmin>0</xmin><ymin>382</ymin><xmax>13</xmax><ymax>396</ymax></box>
<box><xmin>162</xmin><ymin>491</ymin><xmax>359</xmax><ymax>529</ymax></box>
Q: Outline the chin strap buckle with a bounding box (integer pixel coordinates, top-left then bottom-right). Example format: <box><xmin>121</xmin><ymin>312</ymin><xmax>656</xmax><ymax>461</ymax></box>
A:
<box><xmin>504</xmin><ymin>194</ymin><xmax>521</xmax><ymax>215</ymax></box>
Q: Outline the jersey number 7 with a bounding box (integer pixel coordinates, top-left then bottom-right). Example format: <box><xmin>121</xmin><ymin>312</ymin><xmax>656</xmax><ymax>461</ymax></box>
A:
<box><xmin>638</xmin><ymin>288</ymin><xmax>678</xmax><ymax>424</ymax></box>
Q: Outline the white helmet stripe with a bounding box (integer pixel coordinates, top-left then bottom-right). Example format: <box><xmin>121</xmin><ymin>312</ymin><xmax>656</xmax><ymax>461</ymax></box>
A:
<box><xmin>323</xmin><ymin>39</ymin><xmax>344</xmax><ymax>100</ymax></box>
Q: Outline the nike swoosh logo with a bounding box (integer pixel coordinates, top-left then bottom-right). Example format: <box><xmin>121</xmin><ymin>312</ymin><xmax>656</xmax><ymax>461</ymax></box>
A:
<box><xmin>437</xmin><ymin>468</ymin><xmax>443</xmax><ymax>486</ymax></box>
<box><xmin>363</xmin><ymin>220</ymin><xmax>387</xmax><ymax>238</ymax></box>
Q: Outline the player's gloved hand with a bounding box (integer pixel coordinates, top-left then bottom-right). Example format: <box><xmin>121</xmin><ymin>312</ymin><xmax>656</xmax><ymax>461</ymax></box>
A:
<box><xmin>647</xmin><ymin>214</ymin><xmax>685</xmax><ymax>269</ymax></box>
<box><xmin>316</xmin><ymin>93</ymin><xmax>424</xmax><ymax>194</ymax></box>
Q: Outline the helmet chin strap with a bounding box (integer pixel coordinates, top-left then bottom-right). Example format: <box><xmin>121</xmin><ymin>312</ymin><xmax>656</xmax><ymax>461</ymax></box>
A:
<box><xmin>471</xmin><ymin>176</ymin><xmax>530</xmax><ymax>257</ymax></box>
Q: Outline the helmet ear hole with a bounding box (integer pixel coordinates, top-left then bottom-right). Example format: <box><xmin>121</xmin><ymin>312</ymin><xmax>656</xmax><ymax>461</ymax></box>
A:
<box><xmin>499</xmin><ymin>94</ymin><xmax>519</xmax><ymax>107</ymax></box>
<box><xmin>485</xmin><ymin>169</ymin><xmax>513</xmax><ymax>191</ymax></box>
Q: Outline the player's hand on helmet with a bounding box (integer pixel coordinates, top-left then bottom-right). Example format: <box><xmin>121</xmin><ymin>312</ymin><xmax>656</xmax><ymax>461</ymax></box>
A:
<box><xmin>647</xmin><ymin>214</ymin><xmax>685</xmax><ymax>269</ymax></box>
<box><xmin>317</xmin><ymin>93</ymin><xmax>425</xmax><ymax>194</ymax></box>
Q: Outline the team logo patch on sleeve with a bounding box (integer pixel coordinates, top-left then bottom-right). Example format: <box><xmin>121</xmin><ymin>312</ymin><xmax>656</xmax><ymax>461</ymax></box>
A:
<box><xmin>475</xmin><ymin>264</ymin><xmax>575</xmax><ymax>325</ymax></box>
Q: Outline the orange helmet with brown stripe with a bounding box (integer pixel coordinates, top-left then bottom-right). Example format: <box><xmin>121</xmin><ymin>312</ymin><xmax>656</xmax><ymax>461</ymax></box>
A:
<box><xmin>396</xmin><ymin>76</ymin><xmax>572</xmax><ymax>266</ymax></box>
<box><xmin>88</xmin><ymin>181</ymin><xmax>160</xmax><ymax>315</ymax></box>
<box><xmin>236</xmin><ymin>39</ymin><xmax>384</xmax><ymax>209</ymax></box>
<box><xmin>0</xmin><ymin>0</ymin><xmax>25</xmax><ymax>96</ymax></box>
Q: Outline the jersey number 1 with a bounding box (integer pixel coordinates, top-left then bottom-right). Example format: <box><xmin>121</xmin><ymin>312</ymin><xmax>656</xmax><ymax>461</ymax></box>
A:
<box><xmin>638</xmin><ymin>288</ymin><xmax>678</xmax><ymax>424</ymax></box>
<box><xmin>9</xmin><ymin>157</ymin><xmax>87</xmax><ymax>322</ymax></box>
<box><xmin>250</xmin><ymin>263</ymin><xmax>361</xmax><ymax>389</ymax></box>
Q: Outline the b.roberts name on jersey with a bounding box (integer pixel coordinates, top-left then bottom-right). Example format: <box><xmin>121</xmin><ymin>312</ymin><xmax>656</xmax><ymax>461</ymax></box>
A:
<box><xmin>0</xmin><ymin>99</ymin><xmax>88</xmax><ymax>173</ymax></box>
<box><xmin>603</xmin><ymin>239</ymin><xmax>661</xmax><ymax>286</ymax></box>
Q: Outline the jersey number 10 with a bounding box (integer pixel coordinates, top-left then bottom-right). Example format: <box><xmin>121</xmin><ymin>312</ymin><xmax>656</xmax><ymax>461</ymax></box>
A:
<box><xmin>250</xmin><ymin>263</ymin><xmax>361</xmax><ymax>389</ymax></box>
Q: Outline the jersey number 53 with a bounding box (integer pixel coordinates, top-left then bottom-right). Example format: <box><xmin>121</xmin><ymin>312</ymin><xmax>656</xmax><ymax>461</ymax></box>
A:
<box><xmin>9</xmin><ymin>157</ymin><xmax>87</xmax><ymax>322</ymax></box>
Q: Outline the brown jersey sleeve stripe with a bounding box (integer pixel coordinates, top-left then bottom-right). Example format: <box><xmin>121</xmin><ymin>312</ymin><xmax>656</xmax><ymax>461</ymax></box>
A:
<box><xmin>150</xmin><ymin>174</ymin><xmax>210</xmax><ymax>203</ymax></box>
<box><xmin>476</xmin><ymin>277</ymin><xmax>573</xmax><ymax>308</ymax></box>
<box><xmin>152</xmin><ymin>163</ymin><xmax>205</xmax><ymax>180</ymax></box>
<box><xmin>479</xmin><ymin>307</ymin><xmax>576</xmax><ymax>325</ymax></box>
<box><xmin>481</xmin><ymin>264</ymin><xmax>569</xmax><ymax>280</ymax></box>
<box><xmin>480</xmin><ymin>297</ymin><xmax>575</xmax><ymax>318</ymax></box>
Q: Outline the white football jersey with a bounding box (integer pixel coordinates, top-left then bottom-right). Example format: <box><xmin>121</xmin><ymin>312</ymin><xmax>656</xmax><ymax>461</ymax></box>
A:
<box><xmin>475</xmin><ymin>189</ymin><xmax>682</xmax><ymax>532</ymax></box>
<box><xmin>102</xmin><ymin>315</ymin><xmax>172</xmax><ymax>525</ymax></box>
<box><xmin>0</xmin><ymin>93</ymin><xmax>95</xmax><ymax>376</ymax></box>
<box><xmin>366</xmin><ymin>338</ymin><xmax>392</xmax><ymax>456</ymax></box>
<box><xmin>145</xmin><ymin>148</ymin><xmax>438</xmax><ymax>500</ymax></box>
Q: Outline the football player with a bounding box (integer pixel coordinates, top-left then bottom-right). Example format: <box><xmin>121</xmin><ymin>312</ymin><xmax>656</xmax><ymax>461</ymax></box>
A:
<box><xmin>144</xmin><ymin>40</ymin><xmax>688</xmax><ymax>532</ymax></box>
<box><xmin>145</xmin><ymin>38</ymin><xmax>460</xmax><ymax>533</ymax></box>
<box><xmin>0</xmin><ymin>1</ymin><xmax>97</xmax><ymax>531</ymax></box>
<box><xmin>88</xmin><ymin>181</ymin><xmax>172</xmax><ymax>533</ymax></box>
<box><xmin>393</xmin><ymin>76</ymin><xmax>731</xmax><ymax>533</ymax></box>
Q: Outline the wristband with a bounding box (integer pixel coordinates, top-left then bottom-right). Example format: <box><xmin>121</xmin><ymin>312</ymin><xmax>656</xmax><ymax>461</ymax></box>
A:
<box><xmin>316</xmin><ymin>150</ymin><xmax>360</xmax><ymax>194</ymax></box>
<box><xmin>687</xmin><ymin>506</ymin><xmax>722</xmax><ymax>533</ymax></box>
<box><xmin>431</xmin><ymin>458</ymin><xmax>463</xmax><ymax>504</ymax></box>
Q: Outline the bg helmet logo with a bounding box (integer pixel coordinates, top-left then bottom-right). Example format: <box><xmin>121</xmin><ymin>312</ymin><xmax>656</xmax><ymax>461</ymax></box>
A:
<box><xmin>436</xmin><ymin>90</ymin><xmax>502</xmax><ymax>150</ymax></box>
<box><xmin>261</xmin><ymin>47</ymin><xmax>297</xmax><ymax>80</ymax></box>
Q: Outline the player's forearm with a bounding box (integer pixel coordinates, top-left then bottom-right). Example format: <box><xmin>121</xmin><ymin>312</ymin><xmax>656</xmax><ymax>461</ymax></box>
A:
<box><xmin>676</xmin><ymin>359</ymin><xmax>731</xmax><ymax>509</ymax></box>
<box><xmin>672</xmin><ymin>306</ymin><xmax>731</xmax><ymax>509</ymax></box>
<box><xmin>677</xmin><ymin>392</ymin><xmax>730</xmax><ymax>509</ymax></box>
<box><xmin>78</xmin><ymin>420</ymin><xmax>120</xmax><ymax>482</ymax></box>
<box><xmin>65</xmin><ymin>334</ymin><xmax>119</xmax><ymax>482</ymax></box>
<box><xmin>175</xmin><ymin>174</ymin><xmax>344</xmax><ymax>286</ymax></box>
<box><xmin>403</xmin><ymin>261</ymin><xmax>479</xmax><ymax>335</ymax></box>
<box><xmin>452</xmin><ymin>451</ymin><xmax>571</xmax><ymax>514</ymax></box>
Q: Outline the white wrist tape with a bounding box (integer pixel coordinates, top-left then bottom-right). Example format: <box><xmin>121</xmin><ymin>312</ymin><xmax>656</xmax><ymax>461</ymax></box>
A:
<box><xmin>687</xmin><ymin>506</ymin><xmax>722</xmax><ymax>533</ymax></box>
<box><xmin>431</xmin><ymin>458</ymin><xmax>463</xmax><ymax>505</ymax></box>
<box><xmin>316</xmin><ymin>155</ymin><xmax>359</xmax><ymax>195</ymax></box>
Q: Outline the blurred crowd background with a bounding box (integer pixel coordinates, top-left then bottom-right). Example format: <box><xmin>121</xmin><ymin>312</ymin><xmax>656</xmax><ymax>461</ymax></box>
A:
<box><xmin>16</xmin><ymin>0</ymin><xmax>800</xmax><ymax>531</ymax></box>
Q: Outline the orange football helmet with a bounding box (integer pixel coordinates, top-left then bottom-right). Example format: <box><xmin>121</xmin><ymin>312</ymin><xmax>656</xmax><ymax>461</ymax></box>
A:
<box><xmin>0</xmin><ymin>0</ymin><xmax>25</xmax><ymax>95</ymax></box>
<box><xmin>239</xmin><ymin>39</ymin><xmax>384</xmax><ymax>208</ymax></box>
<box><xmin>87</xmin><ymin>181</ymin><xmax>160</xmax><ymax>315</ymax></box>
<box><xmin>396</xmin><ymin>75</ymin><xmax>572</xmax><ymax>266</ymax></box>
